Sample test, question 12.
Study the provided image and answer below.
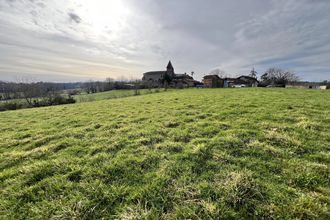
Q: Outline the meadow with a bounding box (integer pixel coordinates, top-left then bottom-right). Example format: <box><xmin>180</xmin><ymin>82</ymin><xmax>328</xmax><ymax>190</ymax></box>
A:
<box><xmin>73</xmin><ymin>88</ymin><xmax>163</xmax><ymax>103</ymax></box>
<box><xmin>0</xmin><ymin>88</ymin><xmax>163</xmax><ymax>111</ymax></box>
<box><xmin>0</xmin><ymin>88</ymin><xmax>329</xmax><ymax>219</ymax></box>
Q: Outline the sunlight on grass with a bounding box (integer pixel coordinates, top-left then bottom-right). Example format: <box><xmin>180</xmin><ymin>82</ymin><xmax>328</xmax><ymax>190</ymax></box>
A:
<box><xmin>0</xmin><ymin>88</ymin><xmax>329</xmax><ymax>218</ymax></box>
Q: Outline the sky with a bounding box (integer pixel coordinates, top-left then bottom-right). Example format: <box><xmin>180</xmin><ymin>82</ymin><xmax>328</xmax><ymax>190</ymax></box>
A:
<box><xmin>0</xmin><ymin>0</ymin><xmax>330</xmax><ymax>82</ymax></box>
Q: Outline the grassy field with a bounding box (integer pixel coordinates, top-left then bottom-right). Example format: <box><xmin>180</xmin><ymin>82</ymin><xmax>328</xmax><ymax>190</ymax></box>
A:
<box><xmin>0</xmin><ymin>88</ymin><xmax>329</xmax><ymax>219</ymax></box>
<box><xmin>73</xmin><ymin>89</ymin><xmax>164</xmax><ymax>103</ymax></box>
<box><xmin>0</xmin><ymin>89</ymin><xmax>164</xmax><ymax>111</ymax></box>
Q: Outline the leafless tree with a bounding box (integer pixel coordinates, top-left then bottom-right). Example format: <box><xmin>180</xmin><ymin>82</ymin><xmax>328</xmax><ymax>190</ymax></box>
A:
<box><xmin>82</xmin><ymin>80</ymin><xmax>97</xmax><ymax>94</ymax></box>
<box><xmin>42</xmin><ymin>83</ymin><xmax>61</xmax><ymax>105</ymax></box>
<box><xmin>133</xmin><ymin>80</ymin><xmax>141</xmax><ymax>95</ymax></box>
<box><xmin>16</xmin><ymin>77</ymin><xmax>42</xmax><ymax>106</ymax></box>
<box><xmin>209</xmin><ymin>68</ymin><xmax>228</xmax><ymax>78</ymax></box>
<box><xmin>105</xmin><ymin>77</ymin><xmax>114</xmax><ymax>90</ymax></box>
<box><xmin>249</xmin><ymin>68</ymin><xmax>257</xmax><ymax>79</ymax></box>
<box><xmin>261</xmin><ymin>68</ymin><xmax>299</xmax><ymax>86</ymax></box>
<box><xmin>0</xmin><ymin>81</ymin><xmax>12</xmax><ymax>100</ymax></box>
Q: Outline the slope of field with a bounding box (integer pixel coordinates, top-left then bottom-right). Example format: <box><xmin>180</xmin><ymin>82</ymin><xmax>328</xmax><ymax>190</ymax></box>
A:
<box><xmin>0</xmin><ymin>88</ymin><xmax>329</xmax><ymax>219</ymax></box>
<box><xmin>74</xmin><ymin>89</ymin><xmax>164</xmax><ymax>103</ymax></box>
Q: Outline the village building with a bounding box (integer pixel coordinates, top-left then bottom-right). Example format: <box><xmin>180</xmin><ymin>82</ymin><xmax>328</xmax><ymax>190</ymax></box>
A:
<box><xmin>203</xmin><ymin>75</ymin><xmax>224</xmax><ymax>88</ymax></box>
<box><xmin>203</xmin><ymin>75</ymin><xmax>259</xmax><ymax>88</ymax></box>
<box><xmin>223</xmin><ymin>77</ymin><xmax>242</xmax><ymax>88</ymax></box>
<box><xmin>285</xmin><ymin>81</ymin><xmax>329</xmax><ymax>89</ymax></box>
<box><xmin>142</xmin><ymin>61</ymin><xmax>198</xmax><ymax>87</ymax></box>
<box><xmin>234</xmin><ymin>76</ymin><xmax>259</xmax><ymax>87</ymax></box>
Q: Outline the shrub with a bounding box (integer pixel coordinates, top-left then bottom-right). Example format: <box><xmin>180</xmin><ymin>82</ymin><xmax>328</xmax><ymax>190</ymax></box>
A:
<box><xmin>68</xmin><ymin>89</ymin><xmax>81</xmax><ymax>96</ymax></box>
<box><xmin>55</xmin><ymin>95</ymin><xmax>76</xmax><ymax>105</ymax></box>
<box><xmin>46</xmin><ymin>95</ymin><xmax>76</xmax><ymax>106</ymax></box>
<box><xmin>0</xmin><ymin>102</ymin><xmax>22</xmax><ymax>111</ymax></box>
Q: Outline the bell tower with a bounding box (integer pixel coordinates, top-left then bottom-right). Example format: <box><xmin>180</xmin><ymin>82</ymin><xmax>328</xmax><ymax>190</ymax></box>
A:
<box><xmin>166</xmin><ymin>60</ymin><xmax>174</xmax><ymax>77</ymax></box>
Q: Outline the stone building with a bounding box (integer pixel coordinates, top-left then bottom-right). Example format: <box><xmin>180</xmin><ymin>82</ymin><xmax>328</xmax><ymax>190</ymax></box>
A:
<box><xmin>203</xmin><ymin>74</ymin><xmax>259</xmax><ymax>88</ymax></box>
<box><xmin>142</xmin><ymin>61</ymin><xmax>175</xmax><ymax>84</ymax></box>
<box><xmin>142</xmin><ymin>61</ymin><xmax>197</xmax><ymax>87</ymax></box>
<box><xmin>224</xmin><ymin>76</ymin><xmax>259</xmax><ymax>87</ymax></box>
<box><xmin>203</xmin><ymin>75</ymin><xmax>224</xmax><ymax>88</ymax></box>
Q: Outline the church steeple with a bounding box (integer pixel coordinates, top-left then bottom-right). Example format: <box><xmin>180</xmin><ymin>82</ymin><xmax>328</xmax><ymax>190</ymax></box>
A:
<box><xmin>166</xmin><ymin>60</ymin><xmax>174</xmax><ymax>77</ymax></box>
<box><xmin>167</xmin><ymin>61</ymin><xmax>174</xmax><ymax>71</ymax></box>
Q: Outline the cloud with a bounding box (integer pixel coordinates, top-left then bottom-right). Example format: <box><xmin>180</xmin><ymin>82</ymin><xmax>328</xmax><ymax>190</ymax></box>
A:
<box><xmin>229</xmin><ymin>0</ymin><xmax>330</xmax><ymax>81</ymax></box>
<box><xmin>68</xmin><ymin>12</ymin><xmax>81</xmax><ymax>24</ymax></box>
<box><xmin>0</xmin><ymin>0</ymin><xmax>329</xmax><ymax>82</ymax></box>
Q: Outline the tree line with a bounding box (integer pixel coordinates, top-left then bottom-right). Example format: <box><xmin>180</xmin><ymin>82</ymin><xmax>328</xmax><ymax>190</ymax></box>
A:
<box><xmin>0</xmin><ymin>81</ymin><xmax>81</xmax><ymax>100</ymax></box>
<box><xmin>0</xmin><ymin>81</ymin><xmax>77</xmax><ymax>111</ymax></box>
<box><xmin>81</xmin><ymin>78</ymin><xmax>146</xmax><ymax>94</ymax></box>
<box><xmin>0</xmin><ymin>78</ymin><xmax>147</xmax><ymax>111</ymax></box>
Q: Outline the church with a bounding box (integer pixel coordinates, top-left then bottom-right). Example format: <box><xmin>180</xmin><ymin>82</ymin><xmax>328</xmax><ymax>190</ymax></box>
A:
<box><xmin>142</xmin><ymin>61</ymin><xmax>197</xmax><ymax>87</ymax></box>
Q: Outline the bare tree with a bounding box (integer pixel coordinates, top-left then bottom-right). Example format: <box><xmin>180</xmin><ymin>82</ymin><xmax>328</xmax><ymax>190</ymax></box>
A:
<box><xmin>83</xmin><ymin>80</ymin><xmax>97</xmax><ymax>94</ymax></box>
<box><xmin>105</xmin><ymin>77</ymin><xmax>114</xmax><ymax>91</ymax></box>
<box><xmin>249</xmin><ymin>68</ymin><xmax>257</xmax><ymax>79</ymax></box>
<box><xmin>16</xmin><ymin>77</ymin><xmax>42</xmax><ymax>106</ymax></box>
<box><xmin>42</xmin><ymin>83</ymin><xmax>62</xmax><ymax>105</ymax></box>
<box><xmin>0</xmin><ymin>81</ymin><xmax>12</xmax><ymax>100</ymax></box>
<box><xmin>261</xmin><ymin>68</ymin><xmax>299</xmax><ymax>86</ymax></box>
<box><xmin>134</xmin><ymin>80</ymin><xmax>141</xmax><ymax>95</ymax></box>
<box><xmin>209</xmin><ymin>68</ymin><xmax>227</xmax><ymax>78</ymax></box>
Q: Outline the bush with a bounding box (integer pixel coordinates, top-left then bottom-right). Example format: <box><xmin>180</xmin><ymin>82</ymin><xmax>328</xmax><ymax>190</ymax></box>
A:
<box><xmin>68</xmin><ymin>90</ymin><xmax>81</xmax><ymax>96</ymax></box>
<box><xmin>50</xmin><ymin>95</ymin><xmax>76</xmax><ymax>105</ymax></box>
<box><xmin>0</xmin><ymin>102</ymin><xmax>22</xmax><ymax>111</ymax></box>
<box><xmin>0</xmin><ymin>95</ymin><xmax>75</xmax><ymax>112</ymax></box>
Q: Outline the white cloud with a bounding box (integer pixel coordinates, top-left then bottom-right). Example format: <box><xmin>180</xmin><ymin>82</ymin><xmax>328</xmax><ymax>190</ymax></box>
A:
<box><xmin>0</xmin><ymin>0</ymin><xmax>329</xmax><ymax>82</ymax></box>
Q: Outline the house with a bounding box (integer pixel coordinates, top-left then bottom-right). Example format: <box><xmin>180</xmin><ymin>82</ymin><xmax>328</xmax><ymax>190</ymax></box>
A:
<box><xmin>224</xmin><ymin>76</ymin><xmax>258</xmax><ymax>87</ymax></box>
<box><xmin>286</xmin><ymin>82</ymin><xmax>329</xmax><ymax>89</ymax></box>
<box><xmin>202</xmin><ymin>74</ymin><xmax>258</xmax><ymax>88</ymax></box>
<box><xmin>203</xmin><ymin>75</ymin><xmax>224</xmax><ymax>88</ymax></box>
<box><xmin>237</xmin><ymin>76</ymin><xmax>259</xmax><ymax>87</ymax></box>
<box><xmin>223</xmin><ymin>77</ymin><xmax>241</xmax><ymax>88</ymax></box>
<box><xmin>142</xmin><ymin>61</ymin><xmax>197</xmax><ymax>87</ymax></box>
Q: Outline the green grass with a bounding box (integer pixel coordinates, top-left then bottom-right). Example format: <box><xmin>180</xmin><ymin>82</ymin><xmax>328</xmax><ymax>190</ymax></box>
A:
<box><xmin>0</xmin><ymin>89</ymin><xmax>163</xmax><ymax>111</ymax></box>
<box><xmin>0</xmin><ymin>88</ymin><xmax>329</xmax><ymax>219</ymax></box>
<box><xmin>74</xmin><ymin>89</ymin><xmax>164</xmax><ymax>103</ymax></box>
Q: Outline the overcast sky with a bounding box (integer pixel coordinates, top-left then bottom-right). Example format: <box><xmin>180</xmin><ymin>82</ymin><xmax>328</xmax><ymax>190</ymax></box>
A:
<box><xmin>0</xmin><ymin>0</ymin><xmax>330</xmax><ymax>82</ymax></box>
